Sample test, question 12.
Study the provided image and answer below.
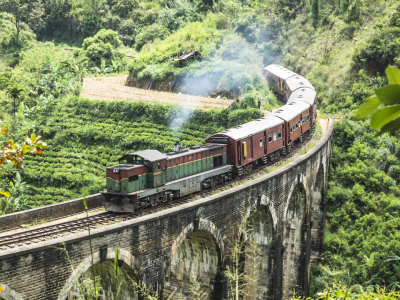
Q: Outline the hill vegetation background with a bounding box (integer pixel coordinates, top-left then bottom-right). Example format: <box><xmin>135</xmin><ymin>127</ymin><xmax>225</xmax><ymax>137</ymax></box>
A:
<box><xmin>1</xmin><ymin>0</ymin><xmax>400</xmax><ymax>297</ymax></box>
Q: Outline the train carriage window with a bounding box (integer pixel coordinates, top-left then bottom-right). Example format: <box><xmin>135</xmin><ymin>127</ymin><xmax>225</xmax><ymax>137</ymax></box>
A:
<box><xmin>268</xmin><ymin>135</ymin><xmax>272</xmax><ymax>143</ymax></box>
<box><xmin>273</xmin><ymin>133</ymin><xmax>277</xmax><ymax>141</ymax></box>
<box><xmin>248</xmin><ymin>138</ymin><xmax>251</xmax><ymax>153</ymax></box>
<box><xmin>296</xmin><ymin>122</ymin><xmax>299</xmax><ymax>128</ymax></box>
<box><xmin>259</xmin><ymin>138</ymin><xmax>263</xmax><ymax>147</ymax></box>
<box><xmin>290</xmin><ymin>126</ymin><xmax>293</xmax><ymax>133</ymax></box>
<box><xmin>129</xmin><ymin>175</ymin><xmax>138</xmax><ymax>182</ymax></box>
<box><xmin>278</xmin><ymin>131</ymin><xmax>282</xmax><ymax>138</ymax></box>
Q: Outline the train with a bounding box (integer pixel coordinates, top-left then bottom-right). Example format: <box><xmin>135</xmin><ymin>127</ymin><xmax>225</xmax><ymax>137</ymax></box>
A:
<box><xmin>100</xmin><ymin>64</ymin><xmax>317</xmax><ymax>212</ymax></box>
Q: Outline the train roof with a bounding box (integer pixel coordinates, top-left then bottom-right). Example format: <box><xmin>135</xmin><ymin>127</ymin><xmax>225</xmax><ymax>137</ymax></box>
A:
<box><xmin>211</xmin><ymin>115</ymin><xmax>284</xmax><ymax>141</ymax></box>
<box><xmin>264</xmin><ymin>64</ymin><xmax>298</xmax><ymax>80</ymax></box>
<box><xmin>271</xmin><ymin>101</ymin><xmax>310</xmax><ymax>122</ymax></box>
<box><xmin>285</xmin><ymin>75</ymin><xmax>315</xmax><ymax>92</ymax></box>
<box><xmin>165</xmin><ymin>143</ymin><xmax>225</xmax><ymax>158</ymax></box>
<box><xmin>287</xmin><ymin>88</ymin><xmax>317</xmax><ymax>106</ymax></box>
<box><xmin>128</xmin><ymin>150</ymin><xmax>167</xmax><ymax>162</ymax></box>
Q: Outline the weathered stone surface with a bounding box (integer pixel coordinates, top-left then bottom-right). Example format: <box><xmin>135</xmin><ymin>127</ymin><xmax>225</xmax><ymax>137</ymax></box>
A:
<box><xmin>0</xmin><ymin>120</ymin><xmax>333</xmax><ymax>300</ymax></box>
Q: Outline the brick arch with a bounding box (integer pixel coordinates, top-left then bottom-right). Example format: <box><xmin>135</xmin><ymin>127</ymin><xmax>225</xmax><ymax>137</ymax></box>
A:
<box><xmin>163</xmin><ymin>219</ymin><xmax>224</xmax><ymax>299</ymax></box>
<box><xmin>283</xmin><ymin>176</ymin><xmax>308</xmax><ymax>221</ymax></box>
<box><xmin>57</xmin><ymin>247</ymin><xmax>140</xmax><ymax>300</ymax></box>
<box><xmin>282</xmin><ymin>180</ymin><xmax>308</xmax><ymax>299</ymax></box>
<box><xmin>0</xmin><ymin>284</ymin><xmax>23</xmax><ymax>300</ymax></box>
<box><xmin>260</xmin><ymin>194</ymin><xmax>278</xmax><ymax>229</ymax></box>
<box><xmin>167</xmin><ymin>218</ymin><xmax>225</xmax><ymax>266</ymax></box>
<box><xmin>242</xmin><ymin>204</ymin><xmax>276</xmax><ymax>299</ymax></box>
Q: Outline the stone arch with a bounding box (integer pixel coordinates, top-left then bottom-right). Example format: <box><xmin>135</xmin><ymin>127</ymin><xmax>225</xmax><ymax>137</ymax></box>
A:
<box><xmin>164</xmin><ymin>219</ymin><xmax>224</xmax><ymax>300</ymax></box>
<box><xmin>283</xmin><ymin>175</ymin><xmax>308</xmax><ymax>221</ymax></box>
<box><xmin>242</xmin><ymin>205</ymin><xmax>275</xmax><ymax>300</ymax></box>
<box><xmin>310</xmin><ymin>163</ymin><xmax>325</xmax><ymax>263</ymax></box>
<box><xmin>57</xmin><ymin>248</ymin><xmax>140</xmax><ymax>300</ymax></box>
<box><xmin>282</xmin><ymin>181</ymin><xmax>308</xmax><ymax>299</ymax></box>
<box><xmin>0</xmin><ymin>284</ymin><xmax>23</xmax><ymax>300</ymax></box>
<box><xmin>260</xmin><ymin>194</ymin><xmax>278</xmax><ymax>230</ymax></box>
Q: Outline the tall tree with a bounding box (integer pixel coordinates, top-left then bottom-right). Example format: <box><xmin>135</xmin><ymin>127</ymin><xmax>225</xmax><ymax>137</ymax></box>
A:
<box><xmin>0</xmin><ymin>0</ymin><xmax>43</xmax><ymax>44</ymax></box>
<box><xmin>311</xmin><ymin>0</ymin><xmax>319</xmax><ymax>24</ymax></box>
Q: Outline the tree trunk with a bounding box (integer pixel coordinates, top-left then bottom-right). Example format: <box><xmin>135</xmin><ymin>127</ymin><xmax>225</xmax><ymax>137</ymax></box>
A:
<box><xmin>15</xmin><ymin>20</ymin><xmax>20</xmax><ymax>44</ymax></box>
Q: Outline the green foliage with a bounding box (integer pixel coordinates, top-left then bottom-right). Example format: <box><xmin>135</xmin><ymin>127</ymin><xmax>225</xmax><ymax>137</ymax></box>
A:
<box><xmin>352</xmin><ymin>27</ymin><xmax>400</xmax><ymax>71</ymax></box>
<box><xmin>134</xmin><ymin>14</ymin><xmax>222</xmax><ymax>66</ymax></box>
<box><xmin>355</xmin><ymin>66</ymin><xmax>400</xmax><ymax>135</ymax></box>
<box><xmin>159</xmin><ymin>0</ymin><xmax>201</xmax><ymax>32</ymax></box>
<box><xmin>0</xmin><ymin>12</ymin><xmax>36</xmax><ymax>51</ymax></box>
<box><xmin>318</xmin><ymin>117</ymin><xmax>400</xmax><ymax>291</ymax></box>
<box><xmin>135</xmin><ymin>24</ymin><xmax>169</xmax><ymax>51</ymax></box>
<box><xmin>0</xmin><ymin>172</ymin><xmax>31</xmax><ymax>214</ymax></box>
<box><xmin>239</xmin><ymin>93</ymin><xmax>257</xmax><ymax>109</ymax></box>
<box><xmin>311</xmin><ymin>0</ymin><xmax>319</xmax><ymax>24</ymax></box>
<box><xmin>82</xmin><ymin>29</ymin><xmax>122</xmax><ymax>50</ymax></box>
<box><xmin>81</xmin><ymin>29</ymin><xmax>125</xmax><ymax>66</ymax></box>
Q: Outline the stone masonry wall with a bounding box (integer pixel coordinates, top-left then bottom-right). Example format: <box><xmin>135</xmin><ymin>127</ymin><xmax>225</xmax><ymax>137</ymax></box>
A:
<box><xmin>0</xmin><ymin>120</ymin><xmax>333</xmax><ymax>300</ymax></box>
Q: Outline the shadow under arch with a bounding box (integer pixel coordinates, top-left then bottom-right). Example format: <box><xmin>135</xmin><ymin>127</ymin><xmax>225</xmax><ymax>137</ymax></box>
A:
<box><xmin>164</xmin><ymin>219</ymin><xmax>224</xmax><ymax>300</ymax></box>
<box><xmin>0</xmin><ymin>284</ymin><xmax>24</xmax><ymax>300</ymax></box>
<box><xmin>282</xmin><ymin>181</ymin><xmax>308</xmax><ymax>299</ymax></box>
<box><xmin>57</xmin><ymin>247</ymin><xmax>141</xmax><ymax>300</ymax></box>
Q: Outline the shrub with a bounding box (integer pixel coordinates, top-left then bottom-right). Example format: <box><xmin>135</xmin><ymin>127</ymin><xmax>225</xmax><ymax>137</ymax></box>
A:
<box><xmin>240</xmin><ymin>93</ymin><xmax>257</xmax><ymax>109</ymax></box>
<box><xmin>83</xmin><ymin>29</ymin><xmax>122</xmax><ymax>50</ymax></box>
<box><xmin>82</xmin><ymin>29</ymin><xmax>125</xmax><ymax>65</ymax></box>
<box><xmin>134</xmin><ymin>24</ymin><xmax>170</xmax><ymax>51</ymax></box>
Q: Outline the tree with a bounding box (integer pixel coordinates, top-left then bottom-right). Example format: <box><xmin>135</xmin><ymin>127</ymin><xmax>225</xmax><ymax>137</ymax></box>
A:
<box><xmin>8</xmin><ymin>85</ymin><xmax>24</xmax><ymax>136</ymax></box>
<box><xmin>311</xmin><ymin>0</ymin><xmax>319</xmax><ymax>24</ymax></box>
<box><xmin>0</xmin><ymin>172</ymin><xmax>32</xmax><ymax>214</ymax></box>
<box><xmin>355</xmin><ymin>65</ymin><xmax>400</xmax><ymax>135</ymax></box>
<box><xmin>0</xmin><ymin>0</ymin><xmax>43</xmax><ymax>44</ymax></box>
<box><xmin>0</xmin><ymin>124</ymin><xmax>47</xmax><ymax>205</ymax></box>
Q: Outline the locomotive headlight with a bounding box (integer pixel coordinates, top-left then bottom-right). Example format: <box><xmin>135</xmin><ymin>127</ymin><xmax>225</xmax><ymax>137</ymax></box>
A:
<box><xmin>113</xmin><ymin>168</ymin><xmax>120</xmax><ymax>174</ymax></box>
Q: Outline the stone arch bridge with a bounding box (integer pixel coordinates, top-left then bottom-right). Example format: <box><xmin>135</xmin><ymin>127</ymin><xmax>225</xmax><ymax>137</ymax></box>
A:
<box><xmin>0</xmin><ymin>120</ymin><xmax>333</xmax><ymax>300</ymax></box>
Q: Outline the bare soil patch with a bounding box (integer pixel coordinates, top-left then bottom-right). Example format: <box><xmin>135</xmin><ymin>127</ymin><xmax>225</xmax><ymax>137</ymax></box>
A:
<box><xmin>81</xmin><ymin>75</ymin><xmax>234</xmax><ymax>110</ymax></box>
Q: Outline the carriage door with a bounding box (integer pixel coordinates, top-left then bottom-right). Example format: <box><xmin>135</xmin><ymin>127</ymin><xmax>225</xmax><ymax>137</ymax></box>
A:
<box><xmin>237</xmin><ymin>141</ymin><xmax>241</xmax><ymax>166</ymax></box>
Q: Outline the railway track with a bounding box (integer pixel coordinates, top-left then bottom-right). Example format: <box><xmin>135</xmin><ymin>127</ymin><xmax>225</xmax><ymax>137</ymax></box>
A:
<box><xmin>0</xmin><ymin>128</ymin><xmax>315</xmax><ymax>250</ymax></box>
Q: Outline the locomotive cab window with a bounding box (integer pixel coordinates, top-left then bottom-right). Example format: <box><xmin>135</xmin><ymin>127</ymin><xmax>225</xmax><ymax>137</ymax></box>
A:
<box><xmin>268</xmin><ymin>135</ymin><xmax>272</xmax><ymax>143</ymax></box>
<box><xmin>278</xmin><ymin>131</ymin><xmax>282</xmax><ymax>138</ymax></box>
<box><xmin>154</xmin><ymin>162</ymin><xmax>161</xmax><ymax>171</ymax></box>
<box><xmin>129</xmin><ymin>175</ymin><xmax>138</xmax><ymax>182</ymax></box>
<box><xmin>146</xmin><ymin>161</ymin><xmax>153</xmax><ymax>173</ymax></box>
<box><xmin>259</xmin><ymin>138</ymin><xmax>263</xmax><ymax>147</ymax></box>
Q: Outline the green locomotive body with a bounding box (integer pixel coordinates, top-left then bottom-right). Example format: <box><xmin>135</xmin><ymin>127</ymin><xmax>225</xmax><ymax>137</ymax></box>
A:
<box><xmin>101</xmin><ymin>142</ymin><xmax>232</xmax><ymax>212</ymax></box>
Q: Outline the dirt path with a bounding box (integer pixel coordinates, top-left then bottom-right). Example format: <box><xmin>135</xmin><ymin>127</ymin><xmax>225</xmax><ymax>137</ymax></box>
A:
<box><xmin>319</xmin><ymin>118</ymin><xmax>329</xmax><ymax>136</ymax></box>
<box><xmin>80</xmin><ymin>75</ymin><xmax>234</xmax><ymax>110</ymax></box>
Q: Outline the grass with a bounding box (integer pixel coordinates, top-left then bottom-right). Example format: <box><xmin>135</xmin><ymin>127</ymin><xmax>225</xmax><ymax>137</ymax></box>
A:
<box><xmin>0</xmin><ymin>53</ymin><xmax>13</xmax><ymax>72</ymax></box>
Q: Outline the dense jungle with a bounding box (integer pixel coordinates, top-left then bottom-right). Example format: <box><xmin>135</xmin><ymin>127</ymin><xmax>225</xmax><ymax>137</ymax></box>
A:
<box><xmin>1</xmin><ymin>0</ymin><xmax>400</xmax><ymax>298</ymax></box>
